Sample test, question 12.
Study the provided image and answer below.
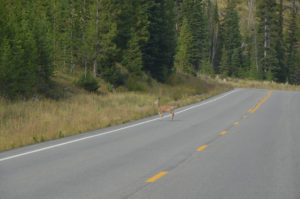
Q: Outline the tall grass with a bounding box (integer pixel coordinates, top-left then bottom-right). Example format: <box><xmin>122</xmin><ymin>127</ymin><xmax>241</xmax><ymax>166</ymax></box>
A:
<box><xmin>0</xmin><ymin>74</ymin><xmax>231</xmax><ymax>151</ymax></box>
<box><xmin>211</xmin><ymin>76</ymin><xmax>300</xmax><ymax>91</ymax></box>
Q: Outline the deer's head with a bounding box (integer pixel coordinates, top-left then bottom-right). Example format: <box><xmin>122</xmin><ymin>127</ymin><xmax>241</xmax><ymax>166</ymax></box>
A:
<box><xmin>154</xmin><ymin>97</ymin><xmax>160</xmax><ymax>105</ymax></box>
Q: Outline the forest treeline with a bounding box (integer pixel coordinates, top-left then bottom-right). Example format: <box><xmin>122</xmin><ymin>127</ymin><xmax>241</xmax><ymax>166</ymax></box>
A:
<box><xmin>0</xmin><ymin>0</ymin><xmax>299</xmax><ymax>99</ymax></box>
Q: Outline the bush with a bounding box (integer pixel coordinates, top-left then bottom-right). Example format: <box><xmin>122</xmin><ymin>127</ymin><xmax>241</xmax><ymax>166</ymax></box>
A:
<box><xmin>126</xmin><ymin>75</ymin><xmax>146</xmax><ymax>92</ymax></box>
<box><xmin>77</xmin><ymin>72</ymin><xmax>99</xmax><ymax>92</ymax></box>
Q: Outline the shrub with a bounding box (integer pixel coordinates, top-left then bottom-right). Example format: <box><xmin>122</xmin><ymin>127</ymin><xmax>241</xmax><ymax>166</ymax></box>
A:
<box><xmin>33</xmin><ymin>136</ymin><xmax>39</xmax><ymax>143</ymax></box>
<box><xmin>77</xmin><ymin>72</ymin><xmax>99</xmax><ymax>92</ymax></box>
<box><xmin>126</xmin><ymin>75</ymin><xmax>146</xmax><ymax>92</ymax></box>
<box><xmin>58</xmin><ymin>131</ymin><xmax>64</xmax><ymax>138</ymax></box>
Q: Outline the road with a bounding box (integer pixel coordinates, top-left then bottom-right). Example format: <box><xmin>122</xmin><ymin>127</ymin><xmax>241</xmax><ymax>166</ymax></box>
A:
<box><xmin>1</xmin><ymin>88</ymin><xmax>300</xmax><ymax>199</ymax></box>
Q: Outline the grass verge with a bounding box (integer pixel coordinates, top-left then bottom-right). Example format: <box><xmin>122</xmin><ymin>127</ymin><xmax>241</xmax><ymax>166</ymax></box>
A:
<box><xmin>0</xmin><ymin>73</ymin><xmax>231</xmax><ymax>152</ymax></box>
<box><xmin>210</xmin><ymin>75</ymin><xmax>300</xmax><ymax>91</ymax></box>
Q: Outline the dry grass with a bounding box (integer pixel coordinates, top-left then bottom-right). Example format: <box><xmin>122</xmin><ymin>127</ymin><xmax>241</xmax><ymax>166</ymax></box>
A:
<box><xmin>0</xmin><ymin>93</ymin><xmax>157</xmax><ymax>151</ymax></box>
<box><xmin>6</xmin><ymin>71</ymin><xmax>298</xmax><ymax>152</ymax></box>
<box><xmin>212</xmin><ymin>76</ymin><xmax>300</xmax><ymax>91</ymax></box>
<box><xmin>0</xmin><ymin>74</ymin><xmax>231</xmax><ymax>151</ymax></box>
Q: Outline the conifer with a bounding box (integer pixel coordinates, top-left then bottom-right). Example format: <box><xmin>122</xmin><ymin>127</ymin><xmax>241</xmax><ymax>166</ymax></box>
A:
<box><xmin>221</xmin><ymin>0</ymin><xmax>242</xmax><ymax>77</ymax></box>
<box><xmin>286</xmin><ymin>0</ymin><xmax>298</xmax><ymax>84</ymax></box>
<box><xmin>142</xmin><ymin>0</ymin><xmax>176</xmax><ymax>82</ymax></box>
<box><xmin>257</xmin><ymin>0</ymin><xmax>281</xmax><ymax>81</ymax></box>
<box><xmin>175</xmin><ymin>17</ymin><xmax>194</xmax><ymax>75</ymax></box>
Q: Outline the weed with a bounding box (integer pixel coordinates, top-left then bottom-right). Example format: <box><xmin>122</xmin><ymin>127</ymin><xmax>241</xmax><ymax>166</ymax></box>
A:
<box><xmin>33</xmin><ymin>136</ymin><xmax>39</xmax><ymax>143</ymax></box>
<box><xmin>40</xmin><ymin>135</ymin><xmax>46</xmax><ymax>142</ymax></box>
<box><xmin>58</xmin><ymin>131</ymin><xmax>65</xmax><ymax>138</ymax></box>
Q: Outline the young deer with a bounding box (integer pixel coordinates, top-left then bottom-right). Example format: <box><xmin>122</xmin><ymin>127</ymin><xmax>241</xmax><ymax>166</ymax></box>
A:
<box><xmin>154</xmin><ymin>97</ymin><xmax>174</xmax><ymax>120</ymax></box>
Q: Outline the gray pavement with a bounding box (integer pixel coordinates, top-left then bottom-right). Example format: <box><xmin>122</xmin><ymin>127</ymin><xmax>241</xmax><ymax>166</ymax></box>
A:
<box><xmin>1</xmin><ymin>89</ymin><xmax>299</xmax><ymax>199</ymax></box>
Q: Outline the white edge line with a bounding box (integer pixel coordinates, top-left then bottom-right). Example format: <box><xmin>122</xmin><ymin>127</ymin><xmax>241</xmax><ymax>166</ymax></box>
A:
<box><xmin>0</xmin><ymin>89</ymin><xmax>238</xmax><ymax>162</ymax></box>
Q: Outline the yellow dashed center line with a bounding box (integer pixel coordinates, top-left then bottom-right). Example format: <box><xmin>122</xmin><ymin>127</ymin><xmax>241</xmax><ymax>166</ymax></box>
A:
<box><xmin>196</xmin><ymin>145</ymin><xmax>208</xmax><ymax>151</ymax></box>
<box><xmin>146</xmin><ymin>92</ymin><xmax>273</xmax><ymax>185</ymax></box>
<box><xmin>250</xmin><ymin>91</ymin><xmax>273</xmax><ymax>113</ymax></box>
<box><xmin>146</xmin><ymin>171</ymin><xmax>168</xmax><ymax>183</ymax></box>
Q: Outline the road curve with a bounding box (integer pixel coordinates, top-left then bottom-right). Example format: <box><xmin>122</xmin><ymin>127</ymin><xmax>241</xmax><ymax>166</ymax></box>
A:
<box><xmin>1</xmin><ymin>88</ymin><xmax>300</xmax><ymax>199</ymax></box>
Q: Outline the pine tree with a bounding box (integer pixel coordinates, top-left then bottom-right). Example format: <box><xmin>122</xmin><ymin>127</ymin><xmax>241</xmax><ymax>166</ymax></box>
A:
<box><xmin>274</xmin><ymin>0</ymin><xmax>286</xmax><ymax>82</ymax></box>
<box><xmin>286</xmin><ymin>0</ymin><xmax>299</xmax><ymax>84</ymax></box>
<box><xmin>174</xmin><ymin>0</ymin><xmax>184</xmax><ymax>33</ymax></box>
<box><xmin>0</xmin><ymin>1</ymin><xmax>54</xmax><ymax>99</ymax></box>
<box><xmin>210</xmin><ymin>2</ymin><xmax>221</xmax><ymax>73</ymax></box>
<box><xmin>142</xmin><ymin>0</ymin><xmax>176</xmax><ymax>82</ymax></box>
<box><xmin>85</xmin><ymin>0</ymin><xmax>122</xmax><ymax>85</ymax></box>
<box><xmin>248</xmin><ymin>58</ymin><xmax>261</xmax><ymax>80</ymax></box>
<box><xmin>97</xmin><ymin>1</ymin><xmax>120</xmax><ymax>85</ymax></box>
<box><xmin>175</xmin><ymin>17</ymin><xmax>194</xmax><ymax>74</ymax></box>
<box><xmin>220</xmin><ymin>0</ymin><xmax>242</xmax><ymax>77</ymax></box>
<box><xmin>33</xmin><ymin>11</ymin><xmax>54</xmax><ymax>93</ymax></box>
<box><xmin>182</xmin><ymin>0</ymin><xmax>208</xmax><ymax>72</ymax></box>
<box><xmin>243</xmin><ymin>34</ymin><xmax>252</xmax><ymax>76</ymax></box>
<box><xmin>121</xmin><ymin>0</ymin><xmax>150</xmax><ymax>78</ymax></box>
<box><xmin>122</xmin><ymin>32</ymin><xmax>143</xmax><ymax>76</ymax></box>
<box><xmin>0</xmin><ymin>37</ymin><xmax>15</xmax><ymax>98</ymax></box>
<box><xmin>56</xmin><ymin>0</ymin><xmax>72</xmax><ymax>73</ymax></box>
<box><xmin>0</xmin><ymin>0</ymin><xmax>9</xmax><ymax>46</ymax></box>
<box><xmin>200</xmin><ymin>1</ymin><xmax>209</xmax><ymax>64</ymax></box>
<box><xmin>257</xmin><ymin>0</ymin><xmax>280</xmax><ymax>81</ymax></box>
<box><xmin>231</xmin><ymin>48</ymin><xmax>242</xmax><ymax>77</ymax></box>
<box><xmin>219</xmin><ymin>47</ymin><xmax>229</xmax><ymax>76</ymax></box>
<box><xmin>188</xmin><ymin>0</ymin><xmax>203</xmax><ymax>72</ymax></box>
<box><xmin>75</xmin><ymin>0</ymin><xmax>92</xmax><ymax>77</ymax></box>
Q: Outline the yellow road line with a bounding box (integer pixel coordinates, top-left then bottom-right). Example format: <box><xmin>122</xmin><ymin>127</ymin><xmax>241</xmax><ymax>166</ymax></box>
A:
<box><xmin>146</xmin><ymin>171</ymin><xmax>168</xmax><ymax>183</ymax></box>
<box><xmin>220</xmin><ymin>131</ymin><xmax>228</xmax><ymax>135</ymax></box>
<box><xmin>197</xmin><ymin>145</ymin><xmax>208</xmax><ymax>151</ymax></box>
<box><xmin>250</xmin><ymin>91</ymin><xmax>273</xmax><ymax>113</ymax></box>
<box><xmin>234</xmin><ymin>122</ymin><xmax>239</xmax><ymax>125</ymax></box>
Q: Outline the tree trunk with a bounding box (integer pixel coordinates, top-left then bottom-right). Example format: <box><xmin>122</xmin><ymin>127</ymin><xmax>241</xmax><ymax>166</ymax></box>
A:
<box><xmin>53</xmin><ymin>0</ymin><xmax>56</xmax><ymax>67</ymax></box>
<box><xmin>211</xmin><ymin>25</ymin><xmax>218</xmax><ymax>70</ymax></box>
<box><xmin>84</xmin><ymin>60</ymin><xmax>87</xmax><ymax>79</ymax></box>
<box><xmin>264</xmin><ymin>17</ymin><xmax>268</xmax><ymax>58</ymax></box>
<box><xmin>63</xmin><ymin>45</ymin><xmax>66</xmax><ymax>73</ymax></box>
<box><xmin>247</xmin><ymin>0</ymin><xmax>254</xmax><ymax>31</ymax></box>
<box><xmin>82</xmin><ymin>0</ymin><xmax>87</xmax><ymax>75</ymax></box>
<box><xmin>70</xmin><ymin>0</ymin><xmax>74</xmax><ymax>73</ymax></box>
<box><xmin>93</xmin><ymin>0</ymin><xmax>99</xmax><ymax>78</ymax></box>
<box><xmin>70</xmin><ymin>48</ymin><xmax>74</xmax><ymax>73</ymax></box>
<box><xmin>253</xmin><ymin>0</ymin><xmax>258</xmax><ymax>71</ymax></box>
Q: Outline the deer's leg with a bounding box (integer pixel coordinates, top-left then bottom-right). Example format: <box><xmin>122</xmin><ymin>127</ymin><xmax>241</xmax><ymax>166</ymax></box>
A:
<box><xmin>159</xmin><ymin>111</ymin><xmax>162</xmax><ymax>119</ymax></box>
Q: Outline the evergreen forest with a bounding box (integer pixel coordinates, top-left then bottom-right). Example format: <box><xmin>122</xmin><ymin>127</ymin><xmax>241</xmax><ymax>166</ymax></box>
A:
<box><xmin>0</xmin><ymin>0</ymin><xmax>299</xmax><ymax>99</ymax></box>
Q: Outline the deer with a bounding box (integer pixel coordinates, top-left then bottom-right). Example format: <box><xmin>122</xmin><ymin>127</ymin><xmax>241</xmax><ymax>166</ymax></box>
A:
<box><xmin>154</xmin><ymin>97</ymin><xmax>174</xmax><ymax>120</ymax></box>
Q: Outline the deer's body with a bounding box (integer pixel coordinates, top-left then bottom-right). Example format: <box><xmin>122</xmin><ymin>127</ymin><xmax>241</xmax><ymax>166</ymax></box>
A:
<box><xmin>155</xmin><ymin>98</ymin><xmax>174</xmax><ymax>120</ymax></box>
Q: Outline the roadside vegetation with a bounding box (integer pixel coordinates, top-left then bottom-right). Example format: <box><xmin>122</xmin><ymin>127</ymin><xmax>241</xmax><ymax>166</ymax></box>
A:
<box><xmin>0</xmin><ymin>72</ymin><xmax>231</xmax><ymax>152</ymax></box>
<box><xmin>209</xmin><ymin>75</ymin><xmax>300</xmax><ymax>91</ymax></box>
<box><xmin>201</xmin><ymin>73</ymin><xmax>300</xmax><ymax>93</ymax></box>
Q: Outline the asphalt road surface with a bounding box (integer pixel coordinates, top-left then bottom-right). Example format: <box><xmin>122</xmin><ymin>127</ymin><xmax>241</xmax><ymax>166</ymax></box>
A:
<box><xmin>1</xmin><ymin>88</ymin><xmax>300</xmax><ymax>199</ymax></box>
